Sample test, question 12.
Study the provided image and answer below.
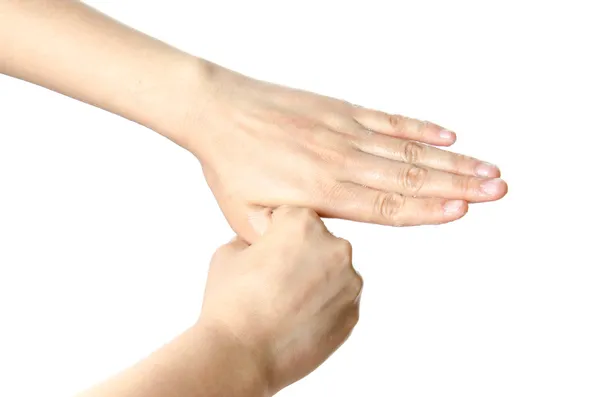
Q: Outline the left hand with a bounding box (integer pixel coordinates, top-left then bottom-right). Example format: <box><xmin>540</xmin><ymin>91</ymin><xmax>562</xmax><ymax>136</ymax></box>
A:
<box><xmin>183</xmin><ymin>65</ymin><xmax>507</xmax><ymax>242</ymax></box>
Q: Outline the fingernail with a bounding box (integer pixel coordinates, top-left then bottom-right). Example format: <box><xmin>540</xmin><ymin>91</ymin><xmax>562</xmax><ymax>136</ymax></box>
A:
<box><xmin>475</xmin><ymin>162</ymin><xmax>498</xmax><ymax>177</ymax></box>
<box><xmin>443</xmin><ymin>200</ymin><xmax>464</xmax><ymax>215</ymax></box>
<box><xmin>439</xmin><ymin>129</ymin><xmax>454</xmax><ymax>140</ymax></box>
<box><xmin>480</xmin><ymin>178</ymin><xmax>503</xmax><ymax>196</ymax></box>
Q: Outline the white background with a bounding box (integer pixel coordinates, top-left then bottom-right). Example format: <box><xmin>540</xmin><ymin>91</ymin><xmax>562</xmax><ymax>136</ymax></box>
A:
<box><xmin>1</xmin><ymin>1</ymin><xmax>599</xmax><ymax>396</ymax></box>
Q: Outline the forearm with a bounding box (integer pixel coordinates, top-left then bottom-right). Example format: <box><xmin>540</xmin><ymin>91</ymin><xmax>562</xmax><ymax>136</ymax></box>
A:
<box><xmin>0</xmin><ymin>1</ymin><xmax>215</xmax><ymax>147</ymax></box>
<box><xmin>78</xmin><ymin>323</ymin><xmax>268</xmax><ymax>397</ymax></box>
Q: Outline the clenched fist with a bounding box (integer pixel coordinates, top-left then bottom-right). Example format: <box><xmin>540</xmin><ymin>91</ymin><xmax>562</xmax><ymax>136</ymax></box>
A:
<box><xmin>199</xmin><ymin>207</ymin><xmax>362</xmax><ymax>395</ymax></box>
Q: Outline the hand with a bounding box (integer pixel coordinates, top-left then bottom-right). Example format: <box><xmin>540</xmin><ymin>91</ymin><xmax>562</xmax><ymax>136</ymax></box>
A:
<box><xmin>183</xmin><ymin>66</ymin><xmax>508</xmax><ymax>242</ymax></box>
<box><xmin>0</xmin><ymin>1</ymin><xmax>507</xmax><ymax>244</ymax></box>
<box><xmin>197</xmin><ymin>207</ymin><xmax>362</xmax><ymax>395</ymax></box>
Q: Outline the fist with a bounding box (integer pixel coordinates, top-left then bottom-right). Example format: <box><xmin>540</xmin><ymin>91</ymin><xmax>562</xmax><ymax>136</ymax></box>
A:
<box><xmin>198</xmin><ymin>207</ymin><xmax>362</xmax><ymax>394</ymax></box>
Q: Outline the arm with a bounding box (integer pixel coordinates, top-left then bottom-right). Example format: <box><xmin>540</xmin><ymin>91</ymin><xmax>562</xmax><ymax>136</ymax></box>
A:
<box><xmin>78</xmin><ymin>207</ymin><xmax>363</xmax><ymax>397</ymax></box>
<box><xmin>78</xmin><ymin>325</ymin><xmax>267</xmax><ymax>397</ymax></box>
<box><xmin>0</xmin><ymin>1</ymin><xmax>507</xmax><ymax>243</ymax></box>
<box><xmin>0</xmin><ymin>1</ymin><xmax>212</xmax><ymax>148</ymax></box>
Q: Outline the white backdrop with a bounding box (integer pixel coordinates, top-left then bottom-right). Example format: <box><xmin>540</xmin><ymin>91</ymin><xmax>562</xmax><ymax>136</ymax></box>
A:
<box><xmin>0</xmin><ymin>1</ymin><xmax>598</xmax><ymax>396</ymax></box>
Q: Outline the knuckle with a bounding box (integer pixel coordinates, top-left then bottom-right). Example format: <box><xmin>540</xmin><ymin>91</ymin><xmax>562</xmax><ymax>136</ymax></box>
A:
<box><xmin>290</xmin><ymin>208</ymin><xmax>322</xmax><ymax>235</ymax></box>
<box><xmin>350</xmin><ymin>272</ymin><xmax>364</xmax><ymax>296</ymax></box>
<box><xmin>294</xmin><ymin>207</ymin><xmax>319</xmax><ymax>223</ymax></box>
<box><xmin>340</xmin><ymin>99</ymin><xmax>355</xmax><ymax>108</ymax></box>
<box><xmin>323</xmin><ymin>180</ymin><xmax>345</xmax><ymax>200</ymax></box>
<box><xmin>398</xmin><ymin>166</ymin><xmax>427</xmax><ymax>193</ymax></box>
<box><xmin>388</xmin><ymin>113</ymin><xmax>405</xmax><ymax>130</ymax></box>
<box><xmin>319</xmin><ymin>180</ymin><xmax>347</xmax><ymax>209</ymax></box>
<box><xmin>210</xmin><ymin>244</ymin><xmax>230</xmax><ymax>264</ymax></box>
<box><xmin>415</xmin><ymin>119</ymin><xmax>428</xmax><ymax>138</ymax></box>
<box><xmin>402</xmin><ymin>141</ymin><xmax>424</xmax><ymax>163</ymax></box>
<box><xmin>450</xmin><ymin>153</ymin><xmax>470</xmax><ymax>174</ymax></box>
<box><xmin>320</xmin><ymin>113</ymin><xmax>343</xmax><ymax>132</ymax></box>
<box><xmin>374</xmin><ymin>192</ymin><xmax>406</xmax><ymax>223</ymax></box>
<box><xmin>347</xmin><ymin>306</ymin><xmax>360</xmax><ymax>327</ymax></box>
<box><xmin>332</xmin><ymin>238</ymin><xmax>353</xmax><ymax>265</ymax></box>
<box><xmin>452</xmin><ymin>174</ymin><xmax>471</xmax><ymax>193</ymax></box>
<box><xmin>210</xmin><ymin>249</ymin><xmax>224</xmax><ymax>264</ymax></box>
<box><xmin>304</xmin><ymin>129</ymin><xmax>351</xmax><ymax>167</ymax></box>
<box><xmin>274</xmin><ymin>205</ymin><xmax>294</xmax><ymax>216</ymax></box>
<box><xmin>302</xmin><ymin>125</ymin><xmax>332</xmax><ymax>151</ymax></box>
<box><xmin>317</xmin><ymin>144</ymin><xmax>351</xmax><ymax>167</ymax></box>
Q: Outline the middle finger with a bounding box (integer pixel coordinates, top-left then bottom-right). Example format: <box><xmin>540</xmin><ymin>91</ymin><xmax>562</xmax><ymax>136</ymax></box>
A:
<box><xmin>345</xmin><ymin>151</ymin><xmax>507</xmax><ymax>202</ymax></box>
<box><xmin>350</xmin><ymin>132</ymin><xmax>501</xmax><ymax>178</ymax></box>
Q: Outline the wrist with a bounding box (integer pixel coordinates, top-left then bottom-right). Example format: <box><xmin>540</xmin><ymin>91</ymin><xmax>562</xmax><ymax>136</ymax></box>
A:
<box><xmin>162</xmin><ymin>59</ymin><xmax>252</xmax><ymax>162</ymax></box>
<box><xmin>192</xmin><ymin>318</ymin><xmax>272</xmax><ymax>397</ymax></box>
<box><xmin>140</xmin><ymin>55</ymin><xmax>224</xmax><ymax>150</ymax></box>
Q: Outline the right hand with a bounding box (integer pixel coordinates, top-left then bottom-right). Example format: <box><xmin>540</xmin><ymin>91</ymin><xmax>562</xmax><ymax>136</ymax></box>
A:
<box><xmin>198</xmin><ymin>207</ymin><xmax>363</xmax><ymax>395</ymax></box>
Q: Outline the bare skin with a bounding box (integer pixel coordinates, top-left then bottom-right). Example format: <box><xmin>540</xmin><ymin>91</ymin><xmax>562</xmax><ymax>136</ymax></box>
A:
<box><xmin>0</xmin><ymin>2</ymin><xmax>509</xmax><ymax>395</ymax></box>
<box><xmin>78</xmin><ymin>207</ymin><xmax>363</xmax><ymax>397</ymax></box>
<box><xmin>193</xmin><ymin>70</ymin><xmax>507</xmax><ymax>240</ymax></box>
<box><xmin>0</xmin><ymin>1</ymin><xmax>507</xmax><ymax>243</ymax></box>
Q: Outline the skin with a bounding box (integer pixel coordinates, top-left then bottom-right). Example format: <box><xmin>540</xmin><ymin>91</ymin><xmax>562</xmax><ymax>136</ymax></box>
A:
<box><xmin>0</xmin><ymin>1</ymin><xmax>508</xmax><ymax>243</ymax></box>
<box><xmin>192</xmin><ymin>71</ymin><xmax>507</xmax><ymax>241</ymax></box>
<box><xmin>0</xmin><ymin>2</ymin><xmax>509</xmax><ymax>395</ymax></box>
<box><xmin>78</xmin><ymin>207</ymin><xmax>363</xmax><ymax>397</ymax></box>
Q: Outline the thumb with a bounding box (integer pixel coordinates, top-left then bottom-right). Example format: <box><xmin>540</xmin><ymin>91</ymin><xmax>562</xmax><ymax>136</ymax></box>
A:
<box><xmin>210</xmin><ymin>189</ymin><xmax>273</xmax><ymax>244</ymax></box>
<box><xmin>226</xmin><ymin>202</ymin><xmax>274</xmax><ymax>244</ymax></box>
<box><xmin>247</xmin><ymin>206</ymin><xmax>274</xmax><ymax>236</ymax></box>
<box><xmin>204</xmin><ymin>166</ymin><xmax>270</xmax><ymax>244</ymax></box>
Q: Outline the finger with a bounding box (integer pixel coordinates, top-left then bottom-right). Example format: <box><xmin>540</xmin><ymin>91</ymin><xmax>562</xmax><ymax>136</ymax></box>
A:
<box><xmin>211</xmin><ymin>235</ymin><xmax>250</xmax><ymax>264</ymax></box>
<box><xmin>205</xmin><ymin>167</ymin><xmax>270</xmax><ymax>244</ymax></box>
<box><xmin>247</xmin><ymin>207</ymin><xmax>274</xmax><ymax>236</ymax></box>
<box><xmin>318</xmin><ymin>182</ymin><xmax>468</xmax><ymax>226</ymax></box>
<box><xmin>352</xmin><ymin>106</ymin><xmax>456</xmax><ymax>146</ymax></box>
<box><xmin>269</xmin><ymin>206</ymin><xmax>328</xmax><ymax>234</ymax></box>
<box><xmin>215</xmin><ymin>195</ymin><xmax>266</xmax><ymax>244</ymax></box>
<box><xmin>351</xmin><ymin>134</ymin><xmax>501</xmax><ymax>178</ymax></box>
<box><xmin>348</xmin><ymin>269</ymin><xmax>363</xmax><ymax>304</ymax></box>
<box><xmin>346</xmin><ymin>152</ymin><xmax>508</xmax><ymax>202</ymax></box>
<box><xmin>224</xmin><ymin>236</ymin><xmax>250</xmax><ymax>251</ymax></box>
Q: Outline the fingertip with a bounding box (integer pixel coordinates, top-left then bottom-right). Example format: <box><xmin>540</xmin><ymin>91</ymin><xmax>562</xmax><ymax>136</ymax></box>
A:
<box><xmin>479</xmin><ymin>178</ymin><xmax>508</xmax><ymax>200</ymax></box>
<box><xmin>496</xmin><ymin>179</ymin><xmax>509</xmax><ymax>199</ymax></box>
<box><xmin>442</xmin><ymin>199</ymin><xmax>469</xmax><ymax>220</ymax></box>
<box><xmin>418</xmin><ymin>126</ymin><xmax>456</xmax><ymax>147</ymax></box>
<box><xmin>475</xmin><ymin>162</ymin><xmax>501</xmax><ymax>178</ymax></box>
<box><xmin>437</xmin><ymin>129</ymin><xmax>457</xmax><ymax>145</ymax></box>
